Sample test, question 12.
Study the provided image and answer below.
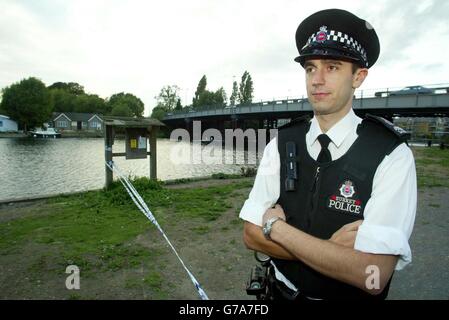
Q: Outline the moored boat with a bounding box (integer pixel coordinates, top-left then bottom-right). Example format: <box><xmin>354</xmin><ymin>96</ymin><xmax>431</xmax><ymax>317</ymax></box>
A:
<box><xmin>29</xmin><ymin>128</ymin><xmax>61</xmax><ymax>138</ymax></box>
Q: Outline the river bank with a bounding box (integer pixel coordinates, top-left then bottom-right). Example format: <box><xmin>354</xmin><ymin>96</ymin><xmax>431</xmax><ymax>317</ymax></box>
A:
<box><xmin>0</xmin><ymin>147</ymin><xmax>448</xmax><ymax>300</ymax></box>
<box><xmin>0</xmin><ymin>132</ymin><xmax>28</xmax><ymax>138</ymax></box>
<box><xmin>0</xmin><ymin>131</ymin><xmax>103</xmax><ymax>138</ymax></box>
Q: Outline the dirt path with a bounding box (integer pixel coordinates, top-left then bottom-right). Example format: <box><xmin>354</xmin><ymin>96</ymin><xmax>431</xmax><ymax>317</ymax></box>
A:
<box><xmin>0</xmin><ymin>200</ymin><xmax>56</xmax><ymax>223</ymax></box>
<box><xmin>387</xmin><ymin>187</ymin><xmax>449</xmax><ymax>299</ymax></box>
<box><xmin>156</xmin><ymin>184</ymin><xmax>449</xmax><ymax>300</ymax></box>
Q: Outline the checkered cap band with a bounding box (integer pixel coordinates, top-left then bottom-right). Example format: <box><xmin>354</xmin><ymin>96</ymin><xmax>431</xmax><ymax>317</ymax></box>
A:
<box><xmin>303</xmin><ymin>28</ymin><xmax>368</xmax><ymax>65</ymax></box>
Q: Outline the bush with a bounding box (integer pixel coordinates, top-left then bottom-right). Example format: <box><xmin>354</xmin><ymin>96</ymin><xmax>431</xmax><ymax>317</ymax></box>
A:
<box><xmin>211</xmin><ymin>172</ymin><xmax>228</xmax><ymax>179</ymax></box>
<box><xmin>103</xmin><ymin>177</ymin><xmax>164</xmax><ymax>206</ymax></box>
<box><xmin>240</xmin><ymin>166</ymin><xmax>257</xmax><ymax>177</ymax></box>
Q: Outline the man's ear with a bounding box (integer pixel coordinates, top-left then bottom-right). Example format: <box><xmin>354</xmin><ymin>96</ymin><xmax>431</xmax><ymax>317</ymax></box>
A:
<box><xmin>352</xmin><ymin>68</ymin><xmax>368</xmax><ymax>89</ymax></box>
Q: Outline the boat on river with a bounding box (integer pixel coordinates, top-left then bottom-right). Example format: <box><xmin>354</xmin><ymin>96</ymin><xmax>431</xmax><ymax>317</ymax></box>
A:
<box><xmin>29</xmin><ymin>128</ymin><xmax>61</xmax><ymax>138</ymax></box>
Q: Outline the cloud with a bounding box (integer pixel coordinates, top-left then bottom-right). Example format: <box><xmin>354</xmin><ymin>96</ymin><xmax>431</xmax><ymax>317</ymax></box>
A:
<box><xmin>356</xmin><ymin>0</ymin><xmax>449</xmax><ymax>66</ymax></box>
<box><xmin>1</xmin><ymin>0</ymin><xmax>448</xmax><ymax>114</ymax></box>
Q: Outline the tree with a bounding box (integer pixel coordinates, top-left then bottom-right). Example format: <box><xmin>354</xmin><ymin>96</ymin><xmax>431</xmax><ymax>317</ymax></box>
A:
<box><xmin>195</xmin><ymin>87</ymin><xmax>227</xmax><ymax>109</ymax></box>
<box><xmin>150</xmin><ymin>106</ymin><xmax>167</xmax><ymax>120</ymax></box>
<box><xmin>243</xmin><ymin>73</ymin><xmax>254</xmax><ymax>103</ymax></box>
<box><xmin>197</xmin><ymin>91</ymin><xmax>215</xmax><ymax>108</ymax></box>
<box><xmin>230</xmin><ymin>81</ymin><xmax>238</xmax><ymax>106</ymax></box>
<box><xmin>111</xmin><ymin>103</ymin><xmax>134</xmax><ymax>117</ymax></box>
<box><xmin>74</xmin><ymin>94</ymin><xmax>107</xmax><ymax>114</ymax></box>
<box><xmin>107</xmin><ymin>92</ymin><xmax>144</xmax><ymax>117</ymax></box>
<box><xmin>50</xmin><ymin>89</ymin><xmax>107</xmax><ymax>115</ymax></box>
<box><xmin>190</xmin><ymin>75</ymin><xmax>228</xmax><ymax>109</ymax></box>
<box><xmin>0</xmin><ymin>77</ymin><xmax>52</xmax><ymax>131</ymax></box>
<box><xmin>192</xmin><ymin>75</ymin><xmax>207</xmax><ymax>108</ymax></box>
<box><xmin>155</xmin><ymin>85</ymin><xmax>180</xmax><ymax>112</ymax></box>
<box><xmin>175</xmin><ymin>98</ymin><xmax>182</xmax><ymax>111</ymax></box>
<box><xmin>48</xmin><ymin>82</ymin><xmax>85</xmax><ymax>95</ymax></box>
<box><xmin>50</xmin><ymin>89</ymin><xmax>77</xmax><ymax>113</ymax></box>
<box><xmin>238</xmin><ymin>71</ymin><xmax>254</xmax><ymax>105</ymax></box>
<box><xmin>216</xmin><ymin>87</ymin><xmax>227</xmax><ymax>107</ymax></box>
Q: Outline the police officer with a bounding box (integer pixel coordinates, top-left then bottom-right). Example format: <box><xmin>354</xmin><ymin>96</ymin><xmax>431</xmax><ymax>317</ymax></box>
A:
<box><xmin>240</xmin><ymin>9</ymin><xmax>417</xmax><ymax>300</ymax></box>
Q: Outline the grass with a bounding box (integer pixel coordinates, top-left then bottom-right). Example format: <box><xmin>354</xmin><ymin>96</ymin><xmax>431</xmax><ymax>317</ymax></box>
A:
<box><xmin>68</xmin><ymin>293</ymin><xmax>83</xmax><ymax>300</ymax></box>
<box><xmin>413</xmin><ymin>147</ymin><xmax>449</xmax><ymax>188</ymax></box>
<box><xmin>143</xmin><ymin>270</ymin><xmax>168</xmax><ymax>299</ymax></box>
<box><xmin>230</xmin><ymin>219</ymin><xmax>242</xmax><ymax>226</ymax></box>
<box><xmin>169</xmin><ymin>180</ymin><xmax>253</xmax><ymax>222</ymax></box>
<box><xmin>414</xmin><ymin>147</ymin><xmax>449</xmax><ymax>167</ymax></box>
<box><xmin>190</xmin><ymin>225</ymin><xmax>210</xmax><ymax>235</ymax></box>
<box><xmin>0</xmin><ymin>175</ymin><xmax>254</xmax><ymax>299</ymax></box>
<box><xmin>0</xmin><ymin>176</ymin><xmax>249</xmax><ymax>254</ymax></box>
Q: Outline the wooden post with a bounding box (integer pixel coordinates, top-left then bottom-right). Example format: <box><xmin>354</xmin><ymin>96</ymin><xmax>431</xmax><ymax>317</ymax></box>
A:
<box><xmin>149</xmin><ymin>126</ymin><xmax>158</xmax><ymax>180</ymax></box>
<box><xmin>105</xmin><ymin>124</ymin><xmax>113</xmax><ymax>189</ymax></box>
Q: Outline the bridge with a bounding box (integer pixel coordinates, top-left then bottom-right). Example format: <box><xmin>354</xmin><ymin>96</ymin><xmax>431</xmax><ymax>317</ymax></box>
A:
<box><xmin>162</xmin><ymin>84</ymin><xmax>449</xmax><ymax>140</ymax></box>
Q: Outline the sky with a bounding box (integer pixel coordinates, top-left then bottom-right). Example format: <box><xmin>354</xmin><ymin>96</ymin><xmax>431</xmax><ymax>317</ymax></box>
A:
<box><xmin>1</xmin><ymin>0</ymin><xmax>448</xmax><ymax>116</ymax></box>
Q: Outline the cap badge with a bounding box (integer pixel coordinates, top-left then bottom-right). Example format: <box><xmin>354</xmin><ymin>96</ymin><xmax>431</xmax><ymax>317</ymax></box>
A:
<box><xmin>339</xmin><ymin>180</ymin><xmax>355</xmax><ymax>198</ymax></box>
<box><xmin>316</xmin><ymin>26</ymin><xmax>328</xmax><ymax>43</ymax></box>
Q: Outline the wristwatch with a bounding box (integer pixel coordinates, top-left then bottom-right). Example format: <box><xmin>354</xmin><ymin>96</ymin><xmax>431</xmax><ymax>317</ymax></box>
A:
<box><xmin>263</xmin><ymin>217</ymin><xmax>284</xmax><ymax>240</ymax></box>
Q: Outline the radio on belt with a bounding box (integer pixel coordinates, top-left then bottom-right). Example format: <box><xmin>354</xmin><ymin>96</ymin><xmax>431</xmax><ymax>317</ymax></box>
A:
<box><xmin>285</xmin><ymin>141</ymin><xmax>298</xmax><ymax>192</ymax></box>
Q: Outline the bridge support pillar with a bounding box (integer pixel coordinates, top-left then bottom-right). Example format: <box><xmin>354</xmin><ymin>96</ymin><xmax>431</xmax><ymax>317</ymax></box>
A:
<box><xmin>184</xmin><ymin>118</ymin><xmax>193</xmax><ymax>142</ymax></box>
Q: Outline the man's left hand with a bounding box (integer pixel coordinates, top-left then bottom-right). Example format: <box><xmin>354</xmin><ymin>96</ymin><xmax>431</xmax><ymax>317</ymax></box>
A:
<box><xmin>329</xmin><ymin>220</ymin><xmax>363</xmax><ymax>248</ymax></box>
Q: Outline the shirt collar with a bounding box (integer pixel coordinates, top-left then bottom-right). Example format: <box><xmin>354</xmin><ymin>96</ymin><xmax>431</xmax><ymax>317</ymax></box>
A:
<box><xmin>308</xmin><ymin>109</ymin><xmax>361</xmax><ymax>148</ymax></box>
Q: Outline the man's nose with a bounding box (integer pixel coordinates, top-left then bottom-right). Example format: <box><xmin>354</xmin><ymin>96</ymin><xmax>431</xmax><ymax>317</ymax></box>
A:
<box><xmin>311</xmin><ymin>68</ymin><xmax>325</xmax><ymax>86</ymax></box>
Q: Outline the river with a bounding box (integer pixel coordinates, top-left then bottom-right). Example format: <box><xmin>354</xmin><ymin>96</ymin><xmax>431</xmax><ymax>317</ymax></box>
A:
<box><xmin>0</xmin><ymin>137</ymin><xmax>260</xmax><ymax>202</ymax></box>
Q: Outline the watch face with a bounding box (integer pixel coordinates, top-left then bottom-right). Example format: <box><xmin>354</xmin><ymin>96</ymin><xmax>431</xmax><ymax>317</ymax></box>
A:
<box><xmin>262</xmin><ymin>225</ymin><xmax>268</xmax><ymax>235</ymax></box>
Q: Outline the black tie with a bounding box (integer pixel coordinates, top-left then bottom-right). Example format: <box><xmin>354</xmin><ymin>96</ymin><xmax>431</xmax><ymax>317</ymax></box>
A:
<box><xmin>317</xmin><ymin>134</ymin><xmax>332</xmax><ymax>163</ymax></box>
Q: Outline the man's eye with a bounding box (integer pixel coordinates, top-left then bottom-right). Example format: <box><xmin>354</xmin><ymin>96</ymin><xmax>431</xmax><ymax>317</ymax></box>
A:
<box><xmin>306</xmin><ymin>67</ymin><xmax>315</xmax><ymax>73</ymax></box>
<box><xmin>329</xmin><ymin>65</ymin><xmax>338</xmax><ymax>71</ymax></box>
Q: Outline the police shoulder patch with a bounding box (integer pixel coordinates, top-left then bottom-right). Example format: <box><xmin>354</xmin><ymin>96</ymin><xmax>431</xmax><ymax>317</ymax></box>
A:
<box><xmin>364</xmin><ymin>114</ymin><xmax>410</xmax><ymax>140</ymax></box>
<box><xmin>278</xmin><ymin>115</ymin><xmax>311</xmax><ymax>130</ymax></box>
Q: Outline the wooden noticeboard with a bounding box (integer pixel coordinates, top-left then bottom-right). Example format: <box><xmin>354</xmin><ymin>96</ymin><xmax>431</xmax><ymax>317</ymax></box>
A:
<box><xmin>103</xmin><ymin>116</ymin><xmax>165</xmax><ymax>188</ymax></box>
<box><xmin>125</xmin><ymin>128</ymin><xmax>148</xmax><ymax>160</ymax></box>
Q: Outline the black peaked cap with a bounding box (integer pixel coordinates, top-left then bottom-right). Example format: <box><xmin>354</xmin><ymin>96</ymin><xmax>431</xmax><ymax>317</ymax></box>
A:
<box><xmin>294</xmin><ymin>9</ymin><xmax>380</xmax><ymax>68</ymax></box>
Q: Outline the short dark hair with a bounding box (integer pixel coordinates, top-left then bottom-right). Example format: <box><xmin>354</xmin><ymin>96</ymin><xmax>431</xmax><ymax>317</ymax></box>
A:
<box><xmin>352</xmin><ymin>63</ymin><xmax>360</xmax><ymax>74</ymax></box>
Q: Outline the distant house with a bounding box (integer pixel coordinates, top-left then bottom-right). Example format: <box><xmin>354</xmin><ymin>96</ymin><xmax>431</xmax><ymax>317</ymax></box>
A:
<box><xmin>51</xmin><ymin>112</ymin><xmax>104</xmax><ymax>131</ymax></box>
<box><xmin>0</xmin><ymin>114</ymin><xmax>18</xmax><ymax>132</ymax></box>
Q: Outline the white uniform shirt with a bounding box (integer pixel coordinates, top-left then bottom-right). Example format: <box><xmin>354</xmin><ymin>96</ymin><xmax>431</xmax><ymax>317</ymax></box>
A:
<box><xmin>239</xmin><ymin>109</ymin><xmax>417</xmax><ymax>289</ymax></box>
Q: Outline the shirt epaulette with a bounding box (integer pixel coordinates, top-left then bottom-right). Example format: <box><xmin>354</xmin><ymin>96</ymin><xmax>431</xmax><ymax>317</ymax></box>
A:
<box><xmin>364</xmin><ymin>114</ymin><xmax>410</xmax><ymax>141</ymax></box>
<box><xmin>278</xmin><ymin>115</ymin><xmax>311</xmax><ymax>130</ymax></box>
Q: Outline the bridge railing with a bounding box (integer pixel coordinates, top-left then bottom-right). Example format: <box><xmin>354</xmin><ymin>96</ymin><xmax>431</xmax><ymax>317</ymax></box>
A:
<box><xmin>163</xmin><ymin>83</ymin><xmax>449</xmax><ymax>119</ymax></box>
<box><xmin>353</xmin><ymin>83</ymin><xmax>449</xmax><ymax>99</ymax></box>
